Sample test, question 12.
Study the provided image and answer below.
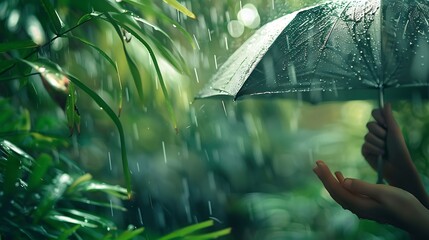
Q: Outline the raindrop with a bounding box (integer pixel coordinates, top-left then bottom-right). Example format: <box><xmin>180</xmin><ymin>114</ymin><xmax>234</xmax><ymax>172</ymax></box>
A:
<box><xmin>108</xmin><ymin>152</ymin><xmax>112</xmax><ymax>171</ymax></box>
<box><xmin>162</xmin><ymin>141</ymin><xmax>167</xmax><ymax>164</ymax></box>
<box><xmin>227</xmin><ymin>20</ymin><xmax>244</xmax><ymax>38</ymax></box>
<box><xmin>207</xmin><ymin>29</ymin><xmax>212</xmax><ymax>42</ymax></box>
<box><xmin>208</xmin><ymin>201</ymin><xmax>213</xmax><ymax>215</ymax></box>
<box><xmin>133</xmin><ymin>123</ymin><xmax>140</xmax><ymax>140</ymax></box>
<box><xmin>221</xmin><ymin>101</ymin><xmax>228</xmax><ymax>117</ymax></box>
<box><xmin>137</xmin><ymin>207</ymin><xmax>144</xmax><ymax>225</ymax></box>
<box><xmin>110</xmin><ymin>199</ymin><xmax>114</xmax><ymax>216</ymax></box>
<box><xmin>125</xmin><ymin>87</ymin><xmax>130</xmax><ymax>102</ymax></box>
<box><xmin>136</xmin><ymin>162</ymin><xmax>140</xmax><ymax>172</ymax></box>
<box><xmin>224</xmin><ymin>36</ymin><xmax>229</xmax><ymax>50</ymax></box>
<box><xmin>193</xmin><ymin>34</ymin><xmax>200</xmax><ymax>50</ymax></box>
<box><xmin>208</xmin><ymin>172</ymin><xmax>216</xmax><ymax>190</ymax></box>
<box><xmin>214</xmin><ymin>55</ymin><xmax>218</xmax><ymax>69</ymax></box>
<box><xmin>194</xmin><ymin>67</ymin><xmax>200</xmax><ymax>83</ymax></box>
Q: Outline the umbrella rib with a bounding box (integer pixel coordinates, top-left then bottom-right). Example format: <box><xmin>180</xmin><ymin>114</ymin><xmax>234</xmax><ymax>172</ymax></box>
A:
<box><xmin>320</xmin><ymin>2</ymin><xmax>352</xmax><ymax>51</ymax></box>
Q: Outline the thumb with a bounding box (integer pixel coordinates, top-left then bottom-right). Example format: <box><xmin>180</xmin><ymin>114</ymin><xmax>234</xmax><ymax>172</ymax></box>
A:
<box><xmin>343</xmin><ymin>178</ymin><xmax>382</xmax><ymax>199</ymax></box>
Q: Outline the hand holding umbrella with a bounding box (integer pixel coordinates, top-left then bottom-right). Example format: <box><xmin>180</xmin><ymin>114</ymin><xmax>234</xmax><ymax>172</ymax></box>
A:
<box><xmin>362</xmin><ymin>104</ymin><xmax>429</xmax><ymax>207</ymax></box>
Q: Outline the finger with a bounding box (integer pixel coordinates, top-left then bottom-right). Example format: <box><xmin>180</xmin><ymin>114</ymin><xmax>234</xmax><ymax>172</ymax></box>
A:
<box><xmin>335</xmin><ymin>171</ymin><xmax>345</xmax><ymax>183</ymax></box>
<box><xmin>314</xmin><ymin>161</ymin><xmax>372</xmax><ymax>210</ymax></box>
<box><xmin>366</xmin><ymin>122</ymin><xmax>387</xmax><ymax>139</ymax></box>
<box><xmin>361</xmin><ymin>142</ymin><xmax>384</xmax><ymax>156</ymax></box>
<box><xmin>364</xmin><ymin>132</ymin><xmax>385</xmax><ymax>149</ymax></box>
<box><xmin>343</xmin><ymin>178</ymin><xmax>383</xmax><ymax>200</ymax></box>
<box><xmin>371</xmin><ymin>109</ymin><xmax>387</xmax><ymax>128</ymax></box>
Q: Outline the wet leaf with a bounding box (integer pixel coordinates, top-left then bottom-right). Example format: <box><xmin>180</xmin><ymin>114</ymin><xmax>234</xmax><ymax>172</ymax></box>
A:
<box><xmin>65</xmin><ymin>73</ymin><xmax>132</xmax><ymax>198</ymax></box>
<box><xmin>0</xmin><ymin>40</ymin><xmax>38</xmax><ymax>53</ymax></box>
<box><xmin>69</xmin><ymin>198</ymin><xmax>127</xmax><ymax>211</ymax></box>
<box><xmin>40</xmin><ymin>0</ymin><xmax>64</xmax><ymax>34</ymax></box>
<box><xmin>33</xmin><ymin>173</ymin><xmax>73</xmax><ymax>222</ymax></box>
<box><xmin>67</xmin><ymin>35</ymin><xmax>122</xmax><ymax>116</ymax></box>
<box><xmin>28</xmin><ymin>153</ymin><xmax>53</xmax><ymax>190</ymax></box>
<box><xmin>122</xmin><ymin>0</ymin><xmax>195</xmax><ymax>49</ymax></box>
<box><xmin>47</xmin><ymin>214</ymin><xmax>98</xmax><ymax>228</ymax></box>
<box><xmin>163</xmin><ymin>0</ymin><xmax>196</xmax><ymax>19</ymax></box>
<box><xmin>106</xmin><ymin>14</ymin><xmax>144</xmax><ymax>102</ymax></box>
<box><xmin>58</xmin><ymin>208</ymin><xmax>116</xmax><ymax>228</ymax></box>
<box><xmin>107</xmin><ymin>13</ymin><xmax>178</xmax><ymax>131</ymax></box>
<box><xmin>66</xmin><ymin>173</ymin><xmax>92</xmax><ymax>193</ymax></box>
<box><xmin>66</xmin><ymin>82</ymin><xmax>81</xmax><ymax>135</ymax></box>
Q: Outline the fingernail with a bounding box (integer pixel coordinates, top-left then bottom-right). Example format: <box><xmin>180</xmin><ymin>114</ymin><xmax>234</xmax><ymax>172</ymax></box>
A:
<box><xmin>316</xmin><ymin>160</ymin><xmax>324</xmax><ymax>166</ymax></box>
<box><xmin>343</xmin><ymin>179</ymin><xmax>352</xmax><ymax>189</ymax></box>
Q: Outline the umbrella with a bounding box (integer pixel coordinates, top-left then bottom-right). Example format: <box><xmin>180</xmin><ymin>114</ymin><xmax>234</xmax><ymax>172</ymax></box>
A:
<box><xmin>196</xmin><ymin>0</ymin><xmax>429</xmax><ymax>183</ymax></box>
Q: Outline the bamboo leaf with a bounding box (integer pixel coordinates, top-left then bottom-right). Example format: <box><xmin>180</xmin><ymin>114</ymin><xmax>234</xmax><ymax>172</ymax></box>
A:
<box><xmin>28</xmin><ymin>153</ymin><xmax>53</xmax><ymax>190</ymax></box>
<box><xmin>122</xmin><ymin>0</ymin><xmax>195</xmax><ymax>49</ymax></box>
<box><xmin>66</xmin><ymin>173</ymin><xmax>92</xmax><ymax>193</ymax></box>
<box><xmin>158</xmin><ymin>220</ymin><xmax>214</xmax><ymax>240</ymax></box>
<box><xmin>19</xmin><ymin>58</ymin><xmax>133</xmax><ymax>198</ymax></box>
<box><xmin>163</xmin><ymin>0</ymin><xmax>196</xmax><ymax>19</ymax></box>
<box><xmin>66</xmin><ymin>82</ymin><xmax>80</xmax><ymax>134</ymax></box>
<box><xmin>0</xmin><ymin>40</ymin><xmax>38</xmax><ymax>53</ymax></box>
<box><xmin>106</xmin><ymin>15</ymin><xmax>144</xmax><ymax>102</ymax></box>
<box><xmin>106</xmin><ymin>13</ymin><xmax>178</xmax><ymax>131</ymax></box>
<box><xmin>66</xmin><ymin>73</ymin><xmax>132</xmax><ymax>198</ymax></box>
<box><xmin>58</xmin><ymin>208</ymin><xmax>116</xmax><ymax>228</ymax></box>
<box><xmin>40</xmin><ymin>0</ymin><xmax>64</xmax><ymax>34</ymax></box>
<box><xmin>67</xmin><ymin>35</ymin><xmax>123</xmax><ymax>115</ymax></box>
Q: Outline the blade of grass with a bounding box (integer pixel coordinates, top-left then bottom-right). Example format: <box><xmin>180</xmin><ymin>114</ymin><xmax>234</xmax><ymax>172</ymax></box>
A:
<box><xmin>69</xmin><ymin>198</ymin><xmax>127</xmax><ymax>211</ymax></box>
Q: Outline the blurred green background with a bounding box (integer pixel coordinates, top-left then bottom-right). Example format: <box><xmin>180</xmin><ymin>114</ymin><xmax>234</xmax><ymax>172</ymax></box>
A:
<box><xmin>1</xmin><ymin>0</ymin><xmax>429</xmax><ymax>239</ymax></box>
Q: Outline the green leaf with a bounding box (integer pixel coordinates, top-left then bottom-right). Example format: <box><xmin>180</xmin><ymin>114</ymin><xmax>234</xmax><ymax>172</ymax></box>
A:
<box><xmin>76</xmin><ymin>181</ymin><xmax>128</xmax><ymax>199</ymax></box>
<box><xmin>116</xmin><ymin>227</ymin><xmax>145</xmax><ymax>240</ymax></box>
<box><xmin>65</xmin><ymin>73</ymin><xmax>132</xmax><ymax>198</ymax></box>
<box><xmin>28</xmin><ymin>153</ymin><xmax>53</xmax><ymax>190</ymax></box>
<box><xmin>66</xmin><ymin>173</ymin><xmax>92</xmax><ymax>193</ymax></box>
<box><xmin>3</xmin><ymin>151</ymin><xmax>22</xmax><ymax>195</ymax></box>
<box><xmin>121</xmin><ymin>0</ymin><xmax>195</xmax><ymax>49</ymax></box>
<box><xmin>67</xmin><ymin>35</ymin><xmax>123</xmax><ymax>115</ymax></box>
<box><xmin>40</xmin><ymin>0</ymin><xmax>64</xmax><ymax>34</ymax></box>
<box><xmin>89</xmin><ymin>0</ymin><xmax>122</xmax><ymax>13</ymax></box>
<box><xmin>48</xmin><ymin>214</ymin><xmax>98</xmax><ymax>228</ymax></box>
<box><xmin>0</xmin><ymin>40</ymin><xmax>38</xmax><ymax>53</ymax></box>
<box><xmin>163</xmin><ymin>0</ymin><xmax>196</xmax><ymax>19</ymax></box>
<box><xmin>58</xmin><ymin>208</ymin><xmax>116</xmax><ymax>228</ymax></box>
<box><xmin>106</xmin><ymin>13</ymin><xmax>178</xmax><ymax>131</ymax></box>
<box><xmin>106</xmin><ymin>15</ymin><xmax>144</xmax><ymax>102</ymax></box>
<box><xmin>66</xmin><ymin>82</ymin><xmax>80</xmax><ymax>134</ymax></box>
<box><xmin>69</xmin><ymin>198</ymin><xmax>127</xmax><ymax>211</ymax></box>
<box><xmin>159</xmin><ymin>220</ymin><xmax>214</xmax><ymax>240</ymax></box>
<box><xmin>33</xmin><ymin>173</ymin><xmax>73</xmax><ymax>222</ymax></box>
<box><xmin>19</xmin><ymin>58</ymin><xmax>133</xmax><ymax>198</ymax></box>
<box><xmin>183</xmin><ymin>228</ymin><xmax>232</xmax><ymax>240</ymax></box>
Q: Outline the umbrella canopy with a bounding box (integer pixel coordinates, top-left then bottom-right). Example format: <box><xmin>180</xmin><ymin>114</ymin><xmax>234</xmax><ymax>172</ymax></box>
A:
<box><xmin>196</xmin><ymin>0</ymin><xmax>429</xmax><ymax>103</ymax></box>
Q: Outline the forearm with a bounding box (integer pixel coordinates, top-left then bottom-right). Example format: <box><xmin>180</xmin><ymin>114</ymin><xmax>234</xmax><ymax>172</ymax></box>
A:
<box><xmin>407</xmin><ymin>202</ymin><xmax>429</xmax><ymax>239</ymax></box>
